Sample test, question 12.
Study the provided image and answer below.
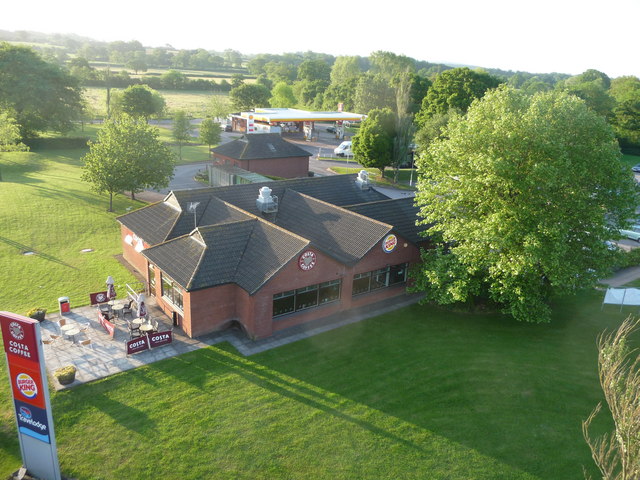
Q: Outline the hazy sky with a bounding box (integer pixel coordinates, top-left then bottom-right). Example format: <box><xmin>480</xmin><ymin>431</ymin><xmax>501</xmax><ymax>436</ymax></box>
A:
<box><xmin>2</xmin><ymin>0</ymin><xmax>637</xmax><ymax>78</ymax></box>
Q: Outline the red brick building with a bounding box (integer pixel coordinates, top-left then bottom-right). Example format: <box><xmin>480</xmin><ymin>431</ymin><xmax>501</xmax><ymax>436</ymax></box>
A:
<box><xmin>211</xmin><ymin>133</ymin><xmax>311</xmax><ymax>179</ymax></box>
<box><xmin>117</xmin><ymin>173</ymin><xmax>427</xmax><ymax>339</ymax></box>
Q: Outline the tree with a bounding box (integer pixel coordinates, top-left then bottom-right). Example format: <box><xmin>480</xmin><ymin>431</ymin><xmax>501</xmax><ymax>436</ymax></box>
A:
<box><xmin>416</xmin><ymin>67</ymin><xmax>503</xmax><ymax>124</ymax></box>
<box><xmin>609</xmin><ymin>76</ymin><xmax>640</xmax><ymax>153</ymax></box>
<box><xmin>351</xmin><ymin>108</ymin><xmax>396</xmax><ymax>176</ymax></box>
<box><xmin>330</xmin><ymin>56</ymin><xmax>362</xmax><ymax>85</ymax></box>
<box><xmin>354</xmin><ymin>73</ymin><xmax>395</xmax><ymax>114</ymax></box>
<box><xmin>0</xmin><ymin>108</ymin><xmax>29</xmax><ymax>181</ymax></box>
<box><xmin>172</xmin><ymin>110</ymin><xmax>192</xmax><ymax>161</ymax></box>
<box><xmin>161</xmin><ymin>70</ymin><xmax>187</xmax><ymax>89</ymax></box>
<box><xmin>412</xmin><ymin>87</ymin><xmax>636</xmax><ymax>323</ymax></box>
<box><xmin>0</xmin><ymin>43</ymin><xmax>83</xmax><ymax>137</ymax></box>
<box><xmin>199</xmin><ymin>118</ymin><xmax>221</xmax><ymax>159</ymax></box>
<box><xmin>558</xmin><ymin>72</ymin><xmax>615</xmax><ymax>119</ymax></box>
<box><xmin>582</xmin><ymin>316</ymin><xmax>640</xmax><ymax>480</ymax></box>
<box><xmin>208</xmin><ymin>95</ymin><xmax>232</xmax><ymax>123</ymax></box>
<box><xmin>81</xmin><ymin>115</ymin><xmax>175</xmax><ymax>210</ymax></box>
<box><xmin>113</xmin><ymin>85</ymin><xmax>165</xmax><ymax>119</ymax></box>
<box><xmin>297</xmin><ymin>59</ymin><xmax>331</xmax><ymax>83</ymax></box>
<box><xmin>269</xmin><ymin>82</ymin><xmax>297</xmax><ymax>108</ymax></box>
<box><xmin>229</xmin><ymin>84</ymin><xmax>271</xmax><ymax>111</ymax></box>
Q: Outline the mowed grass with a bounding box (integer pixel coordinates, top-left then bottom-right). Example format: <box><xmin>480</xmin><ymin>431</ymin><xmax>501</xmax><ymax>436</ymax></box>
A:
<box><xmin>331</xmin><ymin>166</ymin><xmax>418</xmax><ymax>189</ymax></box>
<box><xmin>20</xmin><ymin>291</ymin><xmax>630</xmax><ymax>479</ymax></box>
<box><xmin>83</xmin><ymin>87</ymin><xmax>226</xmax><ymax>118</ymax></box>
<box><xmin>0</xmin><ymin>143</ymin><xmax>634</xmax><ymax>478</ymax></box>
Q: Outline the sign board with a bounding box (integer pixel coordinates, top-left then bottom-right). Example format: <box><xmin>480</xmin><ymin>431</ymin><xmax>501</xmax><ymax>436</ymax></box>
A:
<box><xmin>148</xmin><ymin>330</ymin><xmax>173</xmax><ymax>348</ymax></box>
<box><xmin>1</xmin><ymin>312</ymin><xmax>61</xmax><ymax>480</ymax></box>
<box><xmin>89</xmin><ymin>291</ymin><xmax>109</xmax><ymax>305</ymax></box>
<box><xmin>126</xmin><ymin>336</ymin><xmax>149</xmax><ymax>355</ymax></box>
<box><xmin>382</xmin><ymin>234</ymin><xmax>398</xmax><ymax>253</ymax></box>
<box><xmin>97</xmin><ymin>310</ymin><xmax>115</xmax><ymax>338</ymax></box>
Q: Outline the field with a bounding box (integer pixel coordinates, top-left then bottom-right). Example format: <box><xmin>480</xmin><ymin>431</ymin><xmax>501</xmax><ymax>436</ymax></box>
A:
<box><xmin>83</xmin><ymin>87</ymin><xmax>224</xmax><ymax>118</ymax></box>
<box><xmin>0</xmin><ymin>143</ymin><xmax>638</xmax><ymax>478</ymax></box>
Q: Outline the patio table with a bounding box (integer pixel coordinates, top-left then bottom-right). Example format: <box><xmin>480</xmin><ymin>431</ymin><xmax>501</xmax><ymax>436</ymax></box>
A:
<box><xmin>132</xmin><ymin>318</ymin><xmax>145</xmax><ymax>326</ymax></box>
<box><xmin>63</xmin><ymin>327</ymin><xmax>80</xmax><ymax>343</ymax></box>
<box><xmin>139</xmin><ymin>324</ymin><xmax>153</xmax><ymax>333</ymax></box>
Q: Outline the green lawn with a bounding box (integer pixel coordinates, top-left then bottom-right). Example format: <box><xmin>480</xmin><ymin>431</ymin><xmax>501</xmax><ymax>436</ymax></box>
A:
<box><xmin>0</xmin><ymin>143</ymin><xmax>635</xmax><ymax>478</ymax></box>
<box><xmin>331</xmin><ymin>166</ymin><xmax>418</xmax><ymax>189</ymax></box>
<box><xmin>620</xmin><ymin>153</ymin><xmax>640</xmax><ymax>170</ymax></box>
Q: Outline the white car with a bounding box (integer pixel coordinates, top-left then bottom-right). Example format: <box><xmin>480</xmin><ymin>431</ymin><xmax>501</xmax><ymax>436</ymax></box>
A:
<box><xmin>619</xmin><ymin>225</ymin><xmax>640</xmax><ymax>242</ymax></box>
<box><xmin>334</xmin><ymin>141</ymin><xmax>353</xmax><ymax>157</ymax></box>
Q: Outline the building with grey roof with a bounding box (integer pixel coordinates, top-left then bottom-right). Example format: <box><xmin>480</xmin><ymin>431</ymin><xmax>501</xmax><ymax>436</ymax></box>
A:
<box><xmin>117</xmin><ymin>172</ymin><xmax>428</xmax><ymax>339</ymax></box>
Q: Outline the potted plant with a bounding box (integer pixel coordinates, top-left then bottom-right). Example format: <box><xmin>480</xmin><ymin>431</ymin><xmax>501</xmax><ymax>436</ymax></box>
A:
<box><xmin>54</xmin><ymin>365</ymin><xmax>77</xmax><ymax>385</ymax></box>
<box><xmin>26</xmin><ymin>308</ymin><xmax>46</xmax><ymax>322</ymax></box>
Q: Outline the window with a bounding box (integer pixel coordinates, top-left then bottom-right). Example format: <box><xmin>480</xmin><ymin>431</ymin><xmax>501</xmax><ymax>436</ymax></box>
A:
<box><xmin>161</xmin><ymin>274</ymin><xmax>183</xmax><ymax>311</ymax></box>
<box><xmin>352</xmin><ymin>272</ymin><xmax>372</xmax><ymax>296</ymax></box>
<box><xmin>319</xmin><ymin>280</ymin><xmax>341</xmax><ymax>304</ymax></box>
<box><xmin>352</xmin><ymin>263</ymin><xmax>408</xmax><ymax>296</ymax></box>
<box><xmin>273</xmin><ymin>280</ymin><xmax>342</xmax><ymax>318</ymax></box>
<box><xmin>148</xmin><ymin>263</ymin><xmax>156</xmax><ymax>291</ymax></box>
<box><xmin>273</xmin><ymin>290</ymin><xmax>295</xmax><ymax>317</ymax></box>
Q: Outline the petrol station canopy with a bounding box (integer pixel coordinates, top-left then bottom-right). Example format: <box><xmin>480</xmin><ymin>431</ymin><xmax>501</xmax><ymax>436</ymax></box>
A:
<box><xmin>241</xmin><ymin>108</ymin><xmax>367</xmax><ymax>123</ymax></box>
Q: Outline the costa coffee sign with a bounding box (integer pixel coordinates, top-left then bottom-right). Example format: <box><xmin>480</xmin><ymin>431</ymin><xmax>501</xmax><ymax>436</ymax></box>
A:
<box><xmin>382</xmin><ymin>234</ymin><xmax>398</xmax><ymax>253</ymax></box>
<box><xmin>298</xmin><ymin>250</ymin><xmax>317</xmax><ymax>271</ymax></box>
<box><xmin>89</xmin><ymin>291</ymin><xmax>109</xmax><ymax>305</ymax></box>
<box><xmin>1</xmin><ymin>318</ymin><xmax>40</xmax><ymax>363</ymax></box>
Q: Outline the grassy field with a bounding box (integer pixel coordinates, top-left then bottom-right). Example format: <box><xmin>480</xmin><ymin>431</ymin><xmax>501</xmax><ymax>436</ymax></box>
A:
<box><xmin>83</xmin><ymin>87</ymin><xmax>226</xmax><ymax>118</ymax></box>
<box><xmin>0</xmin><ymin>142</ymin><xmax>637</xmax><ymax>478</ymax></box>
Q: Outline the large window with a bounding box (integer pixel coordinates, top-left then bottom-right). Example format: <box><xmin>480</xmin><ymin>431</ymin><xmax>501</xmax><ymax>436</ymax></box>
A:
<box><xmin>161</xmin><ymin>274</ymin><xmax>184</xmax><ymax>311</ymax></box>
<box><xmin>352</xmin><ymin>263</ymin><xmax>408</xmax><ymax>296</ymax></box>
<box><xmin>273</xmin><ymin>279</ymin><xmax>342</xmax><ymax>318</ymax></box>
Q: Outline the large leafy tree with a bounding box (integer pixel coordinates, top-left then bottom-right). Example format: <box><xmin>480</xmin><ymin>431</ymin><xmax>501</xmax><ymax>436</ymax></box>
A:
<box><xmin>113</xmin><ymin>85</ymin><xmax>165</xmax><ymax>119</ymax></box>
<box><xmin>412</xmin><ymin>87</ymin><xmax>636</xmax><ymax>323</ymax></box>
<box><xmin>351</xmin><ymin>108</ymin><xmax>396</xmax><ymax>176</ymax></box>
<box><xmin>82</xmin><ymin>115</ymin><xmax>175</xmax><ymax>211</ymax></box>
<box><xmin>269</xmin><ymin>82</ymin><xmax>297</xmax><ymax>108</ymax></box>
<box><xmin>229</xmin><ymin>83</ymin><xmax>271</xmax><ymax>111</ymax></box>
<box><xmin>416</xmin><ymin>67</ymin><xmax>502</xmax><ymax>125</ymax></box>
<box><xmin>609</xmin><ymin>76</ymin><xmax>640</xmax><ymax>152</ymax></box>
<box><xmin>558</xmin><ymin>70</ymin><xmax>615</xmax><ymax>119</ymax></box>
<box><xmin>0</xmin><ymin>43</ymin><xmax>83</xmax><ymax>137</ymax></box>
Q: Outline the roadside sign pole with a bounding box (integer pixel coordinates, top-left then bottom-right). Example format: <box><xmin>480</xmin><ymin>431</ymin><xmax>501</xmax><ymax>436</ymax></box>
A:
<box><xmin>1</xmin><ymin>312</ymin><xmax>61</xmax><ymax>480</ymax></box>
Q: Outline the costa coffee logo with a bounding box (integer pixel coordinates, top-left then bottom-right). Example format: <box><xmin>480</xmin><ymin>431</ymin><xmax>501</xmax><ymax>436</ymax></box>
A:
<box><xmin>95</xmin><ymin>293</ymin><xmax>106</xmax><ymax>303</ymax></box>
<box><xmin>298</xmin><ymin>250</ymin><xmax>317</xmax><ymax>271</ymax></box>
<box><xmin>9</xmin><ymin>321</ymin><xmax>25</xmax><ymax>341</ymax></box>
<box><xmin>15</xmin><ymin>373</ymin><xmax>38</xmax><ymax>399</ymax></box>
<box><xmin>382</xmin><ymin>234</ymin><xmax>398</xmax><ymax>253</ymax></box>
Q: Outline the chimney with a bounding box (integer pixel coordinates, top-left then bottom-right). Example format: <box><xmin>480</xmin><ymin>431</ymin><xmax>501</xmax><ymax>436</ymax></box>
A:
<box><xmin>355</xmin><ymin>170</ymin><xmax>370</xmax><ymax>190</ymax></box>
<box><xmin>256</xmin><ymin>186</ymin><xmax>278</xmax><ymax>213</ymax></box>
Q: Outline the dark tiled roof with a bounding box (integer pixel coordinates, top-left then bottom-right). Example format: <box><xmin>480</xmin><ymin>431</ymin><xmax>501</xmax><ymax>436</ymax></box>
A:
<box><xmin>346</xmin><ymin>197</ymin><xmax>427</xmax><ymax>244</ymax></box>
<box><xmin>142</xmin><ymin>219</ymin><xmax>308</xmax><ymax>293</ymax></box>
<box><xmin>117</xmin><ymin>202</ymin><xmax>180</xmax><ymax>246</ymax></box>
<box><xmin>211</xmin><ymin>133</ymin><xmax>312</xmax><ymax>160</ymax></box>
<box><xmin>274</xmin><ymin>191</ymin><xmax>391</xmax><ymax>265</ymax></box>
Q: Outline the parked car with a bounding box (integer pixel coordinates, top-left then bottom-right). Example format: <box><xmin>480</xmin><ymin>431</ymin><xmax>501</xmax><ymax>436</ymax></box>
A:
<box><xmin>632</xmin><ymin>164</ymin><xmax>640</xmax><ymax>172</ymax></box>
<box><xmin>334</xmin><ymin>141</ymin><xmax>353</xmax><ymax>157</ymax></box>
<box><xmin>326</xmin><ymin>126</ymin><xmax>336</xmax><ymax>133</ymax></box>
<box><xmin>619</xmin><ymin>225</ymin><xmax>640</xmax><ymax>242</ymax></box>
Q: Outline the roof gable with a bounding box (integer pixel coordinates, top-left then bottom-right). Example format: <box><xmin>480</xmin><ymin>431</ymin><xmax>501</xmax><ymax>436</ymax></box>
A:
<box><xmin>346</xmin><ymin>197</ymin><xmax>426</xmax><ymax>244</ymax></box>
<box><xmin>212</xmin><ymin>133</ymin><xmax>312</xmax><ymax>160</ymax></box>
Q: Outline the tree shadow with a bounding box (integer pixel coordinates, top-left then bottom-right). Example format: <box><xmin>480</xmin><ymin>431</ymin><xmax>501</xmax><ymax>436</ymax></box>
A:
<box><xmin>0</xmin><ymin>236</ymin><xmax>77</xmax><ymax>269</ymax></box>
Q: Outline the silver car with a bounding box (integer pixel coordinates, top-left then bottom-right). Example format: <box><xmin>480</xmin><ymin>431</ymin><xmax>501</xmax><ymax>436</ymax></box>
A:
<box><xmin>619</xmin><ymin>225</ymin><xmax>640</xmax><ymax>242</ymax></box>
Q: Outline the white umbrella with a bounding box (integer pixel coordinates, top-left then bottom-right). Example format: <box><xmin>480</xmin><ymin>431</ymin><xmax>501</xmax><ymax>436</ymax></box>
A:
<box><xmin>137</xmin><ymin>293</ymin><xmax>147</xmax><ymax>318</ymax></box>
<box><xmin>106</xmin><ymin>276</ymin><xmax>116</xmax><ymax>300</ymax></box>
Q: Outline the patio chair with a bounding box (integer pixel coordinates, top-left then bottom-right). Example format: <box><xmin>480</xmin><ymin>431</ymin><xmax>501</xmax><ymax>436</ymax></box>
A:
<box><xmin>127</xmin><ymin>320</ymin><xmax>141</xmax><ymax>339</ymax></box>
<box><xmin>99</xmin><ymin>303</ymin><xmax>111</xmax><ymax>315</ymax></box>
<box><xmin>78</xmin><ymin>338</ymin><xmax>94</xmax><ymax>349</ymax></box>
<box><xmin>79</xmin><ymin>322</ymin><xmax>91</xmax><ymax>332</ymax></box>
<box><xmin>152</xmin><ymin>319</ymin><xmax>159</xmax><ymax>333</ymax></box>
<box><xmin>122</xmin><ymin>300</ymin><xmax>134</xmax><ymax>319</ymax></box>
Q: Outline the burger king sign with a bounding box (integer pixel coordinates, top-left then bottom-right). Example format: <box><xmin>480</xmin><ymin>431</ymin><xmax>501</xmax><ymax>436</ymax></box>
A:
<box><xmin>382</xmin><ymin>234</ymin><xmax>397</xmax><ymax>253</ymax></box>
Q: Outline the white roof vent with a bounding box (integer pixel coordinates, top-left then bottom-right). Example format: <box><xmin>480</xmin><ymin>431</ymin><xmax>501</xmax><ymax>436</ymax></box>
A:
<box><xmin>256</xmin><ymin>186</ymin><xmax>278</xmax><ymax>213</ymax></box>
<box><xmin>356</xmin><ymin>170</ymin><xmax>370</xmax><ymax>189</ymax></box>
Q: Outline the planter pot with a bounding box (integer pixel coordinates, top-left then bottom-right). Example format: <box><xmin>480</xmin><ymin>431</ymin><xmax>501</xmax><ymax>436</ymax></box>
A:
<box><xmin>54</xmin><ymin>366</ymin><xmax>77</xmax><ymax>385</ymax></box>
<box><xmin>27</xmin><ymin>310</ymin><xmax>46</xmax><ymax>322</ymax></box>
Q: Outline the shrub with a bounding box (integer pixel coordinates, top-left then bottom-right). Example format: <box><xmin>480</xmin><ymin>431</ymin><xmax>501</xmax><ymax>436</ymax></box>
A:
<box><xmin>54</xmin><ymin>365</ymin><xmax>77</xmax><ymax>385</ymax></box>
<box><xmin>26</xmin><ymin>308</ymin><xmax>46</xmax><ymax>321</ymax></box>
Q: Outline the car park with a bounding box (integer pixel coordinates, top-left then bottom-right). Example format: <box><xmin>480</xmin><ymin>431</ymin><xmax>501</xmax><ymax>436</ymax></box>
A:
<box><xmin>632</xmin><ymin>164</ymin><xmax>640</xmax><ymax>172</ymax></box>
<box><xmin>619</xmin><ymin>225</ymin><xmax>640</xmax><ymax>242</ymax></box>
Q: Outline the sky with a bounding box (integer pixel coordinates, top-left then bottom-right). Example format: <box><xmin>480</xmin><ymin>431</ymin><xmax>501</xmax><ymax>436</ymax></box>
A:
<box><xmin>2</xmin><ymin>0</ymin><xmax>637</xmax><ymax>78</ymax></box>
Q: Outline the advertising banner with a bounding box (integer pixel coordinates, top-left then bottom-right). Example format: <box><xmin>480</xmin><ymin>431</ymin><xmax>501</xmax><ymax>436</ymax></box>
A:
<box><xmin>89</xmin><ymin>291</ymin><xmax>109</xmax><ymax>305</ymax></box>
<box><xmin>14</xmin><ymin>400</ymin><xmax>51</xmax><ymax>444</ymax></box>
<box><xmin>98</xmin><ymin>311</ymin><xmax>115</xmax><ymax>338</ymax></box>
<box><xmin>8</xmin><ymin>358</ymin><xmax>46</xmax><ymax>410</ymax></box>
<box><xmin>148</xmin><ymin>330</ymin><xmax>173</xmax><ymax>348</ymax></box>
<box><xmin>126</xmin><ymin>336</ymin><xmax>149</xmax><ymax>355</ymax></box>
